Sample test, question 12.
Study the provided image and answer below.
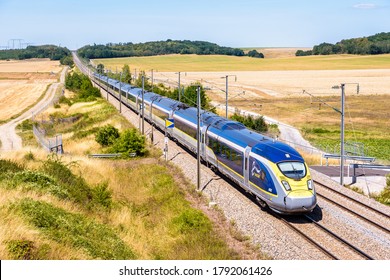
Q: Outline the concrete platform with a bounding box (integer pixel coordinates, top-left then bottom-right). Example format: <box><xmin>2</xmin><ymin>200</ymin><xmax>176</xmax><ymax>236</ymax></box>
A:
<box><xmin>311</xmin><ymin>165</ymin><xmax>389</xmax><ymax>196</ymax></box>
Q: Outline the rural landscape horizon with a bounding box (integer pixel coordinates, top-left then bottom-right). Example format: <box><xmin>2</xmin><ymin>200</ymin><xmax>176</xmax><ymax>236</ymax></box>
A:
<box><xmin>1</xmin><ymin>1</ymin><xmax>389</xmax><ymax>279</ymax></box>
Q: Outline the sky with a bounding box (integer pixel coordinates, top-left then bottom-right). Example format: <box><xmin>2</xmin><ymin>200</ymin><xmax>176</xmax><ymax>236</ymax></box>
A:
<box><xmin>0</xmin><ymin>0</ymin><xmax>389</xmax><ymax>50</ymax></box>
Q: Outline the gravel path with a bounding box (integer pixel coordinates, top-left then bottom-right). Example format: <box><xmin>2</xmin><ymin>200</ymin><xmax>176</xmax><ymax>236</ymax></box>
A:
<box><xmin>0</xmin><ymin>67</ymin><xmax>67</xmax><ymax>152</ymax></box>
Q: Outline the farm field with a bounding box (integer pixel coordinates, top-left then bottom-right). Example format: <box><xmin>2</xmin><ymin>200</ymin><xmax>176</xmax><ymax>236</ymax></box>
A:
<box><xmin>93</xmin><ymin>52</ymin><xmax>390</xmax><ymax>72</ymax></box>
<box><xmin>93</xmin><ymin>51</ymin><xmax>390</xmax><ymax>161</ymax></box>
<box><xmin>0</xmin><ymin>59</ymin><xmax>61</xmax><ymax>122</ymax></box>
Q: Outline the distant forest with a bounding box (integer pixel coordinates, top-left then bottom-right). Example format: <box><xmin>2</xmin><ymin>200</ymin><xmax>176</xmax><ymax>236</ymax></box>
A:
<box><xmin>0</xmin><ymin>45</ymin><xmax>71</xmax><ymax>60</ymax></box>
<box><xmin>296</xmin><ymin>32</ymin><xmax>390</xmax><ymax>56</ymax></box>
<box><xmin>78</xmin><ymin>40</ymin><xmax>264</xmax><ymax>59</ymax></box>
<box><xmin>0</xmin><ymin>45</ymin><xmax>73</xmax><ymax>66</ymax></box>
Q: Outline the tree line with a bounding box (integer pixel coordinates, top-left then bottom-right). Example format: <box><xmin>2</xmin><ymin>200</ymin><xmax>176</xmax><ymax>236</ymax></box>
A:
<box><xmin>296</xmin><ymin>32</ymin><xmax>390</xmax><ymax>56</ymax></box>
<box><xmin>0</xmin><ymin>45</ymin><xmax>74</xmax><ymax>67</ymax></box>
<box><xmin>78</xmin><ymin>40</ymin><xmax>264</xmax><ymax>59</ymax></box>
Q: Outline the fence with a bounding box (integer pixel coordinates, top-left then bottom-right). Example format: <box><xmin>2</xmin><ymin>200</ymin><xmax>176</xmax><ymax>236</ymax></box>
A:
<box><xmin>33</xmin><ymin>125</ymin><xmax>63</xmax><ymax>154</ymax></box>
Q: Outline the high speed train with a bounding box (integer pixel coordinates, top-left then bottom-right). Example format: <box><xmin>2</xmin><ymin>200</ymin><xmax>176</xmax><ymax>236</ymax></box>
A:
<box><xmin>93</xmin><ymin>73</ymin><xmax>317</xmax><ymax>214</ymax></box>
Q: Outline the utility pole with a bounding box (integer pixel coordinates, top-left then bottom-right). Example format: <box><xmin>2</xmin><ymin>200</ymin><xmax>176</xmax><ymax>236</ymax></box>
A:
<box><xmin>176</xmin><ymin>72</ymin><xmax>181</xmax><ymax>102</ymax></box>
<box><xmin>331</xmin><ymin>83</ymin><xmax>359</xmax><ymax>186</ymax></box>
<box><xmin>119</xmin><ymin>72</ymin><xmax>123</xmax><ymax>113</ymax></box>
<box><xmin>197</xmin><ymin>86</ymin><xmax>201</xmax><ymax>191</ymax></box>
<box><xmin>151</xmin><ymin>69</ymin><xmax>154</xmax><ymax>92</ymax></box>
<box><xmin>106</xmin><ymin>71</ymin><xmax>109</xmax><ymax>100</ymax></box>
<box><xmin>141</xmin><ymin>75</ymin><xmax>145</xmax><ymax>135</ymax></box>
<box><xmin>340</xmin><ymin>84</ymin><xmax>345</xmax><ymax>186</ymax></box>
<box><xmin>221</xmin><ymin>75</ymin><xmax>237</xmax><ymax>118</ymax></box>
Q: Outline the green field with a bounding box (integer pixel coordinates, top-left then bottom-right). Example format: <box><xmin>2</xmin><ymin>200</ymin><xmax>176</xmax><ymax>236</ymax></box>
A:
<box><xmin>93</xmin><ymin>53</ymin><xmax>390</xmax><ymax>72</ymax></box>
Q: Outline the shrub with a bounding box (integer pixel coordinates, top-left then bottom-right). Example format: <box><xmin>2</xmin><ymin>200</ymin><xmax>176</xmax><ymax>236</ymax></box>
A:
<box><xmin>42</xmin><ymin>155</ymin><xmax>92</xmax><ymax>205</ymax></box>
<box><xmin>12</xmin><ymin>170</ymin><xmax>70</xmax><ymax>199</ymax></box>
<box><xmin>0</xmin><ymin>159</ymin><xmax>24</xmax><ymax>173</ymax></box>
<box><xmin>109</xmin><ymin>128</ymin><xmax>147</xmax><ymax>157</ymax></box>
<box><xmin>6</xmin><ymin>240</ymin><xmax>36</xmax><ymax>260</ymax></box>
<box><xmin>95</xmin><ymin>125</ymin><xmax>120</xmax><ymax>146</ymax></box>
<box><xmin>92</xmin><ymin>182</ymin><xmax>112</xmax><ymax>209</ymax></box>
<box><xmin>172</xmin><ymin>208</ymin><xmax>212</xmax><ymax>234</ymax></box>
<box><xmin>17</xmin><ymin>119</ymin><xmax>34</xmax><ymax>131</ymax></box>
<box><xmin>231</xmin><ymin>113</ymin><xmax>268</xmax><ymax>132</ymax></box>
<box><xmin>24</xmin><ymin>151</ymin><xmax>35</xmax><ymax>161</ymax></box>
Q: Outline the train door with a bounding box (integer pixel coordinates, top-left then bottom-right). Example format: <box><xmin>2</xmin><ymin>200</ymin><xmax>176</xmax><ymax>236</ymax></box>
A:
<box><xmin>244</xmin><ymin>146</ymin><xmax>251</xmax><ymax>186</ymax></box>
<box><xmin>136</xmin><ymin>92</ymin><xmax>140</xmax><ymax>114</ymax></box>
<box><xmin>200</xmin><ymin>125</ymin><xmax>208</xmax><ymax>161</ymax></box>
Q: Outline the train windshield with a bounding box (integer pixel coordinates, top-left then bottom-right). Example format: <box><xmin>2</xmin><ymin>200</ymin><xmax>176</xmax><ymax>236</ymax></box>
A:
<box><xmin>277</xmin><ymin>161</ymin><xmax>306</xmax><ymax>180</ymax></box>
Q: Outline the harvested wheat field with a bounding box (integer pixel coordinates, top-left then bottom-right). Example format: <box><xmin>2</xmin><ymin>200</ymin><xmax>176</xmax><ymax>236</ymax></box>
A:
<box><xmin>0</xmin><ymin>60</ymin><xmax>61</xmax><ymax>121</ymax></box>
<box><xmin>155</xmin><ymin>69</ymin><xmax>390</xmax><ymax>101</ymax></box>
<box><xmin>0</xmin><ymin>59</ymin><xmax>62</xmax><ymax>73</ymax></box>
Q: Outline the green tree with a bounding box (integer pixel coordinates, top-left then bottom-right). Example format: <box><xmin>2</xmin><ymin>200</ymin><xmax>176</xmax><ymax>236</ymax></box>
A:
<box><xmin>95</xmin><ymin>125</ymin><xmax>120</xmax><ymax>146</ymax></box>
<box><xmin>182</xmin><ymin>83</ymin><xmax>207</xmax><ymax>109</ymax></box>
<box><xmin>109</xmin><ymin>129</ymin><xmax>147</xmax><ymax>157</ymax></box>
<box><xmin>247</xmin><ymin>49</ymin><xmax>264</xmax><ymax>58</ymax></box>
<box><xmin>122</xmin><ymin>64</ymin><xmax>132</xmax><ymax>84</ymax></box>
<box><xmin>97</xmin><ymin>64</ymin><xmax>105</xmax><ymax>74</ymax></box>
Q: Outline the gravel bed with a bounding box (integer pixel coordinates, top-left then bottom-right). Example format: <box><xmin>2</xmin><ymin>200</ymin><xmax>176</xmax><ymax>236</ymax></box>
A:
<box><xmin>97</xmin><ymin>87</ymin><xmax>389</xmax><ymax>260</ymax></box>
<box><xmin>313</xmin><ymin>196</ymin><xmax>390</xmax><ymax>259</ymax></box>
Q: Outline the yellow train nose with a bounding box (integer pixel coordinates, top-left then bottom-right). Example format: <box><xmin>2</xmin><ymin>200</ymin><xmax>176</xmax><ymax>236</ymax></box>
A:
<box><xmin>284</xmin><ymin>190</ymin><xmax>317</xmax><ymax>213</ymax></box>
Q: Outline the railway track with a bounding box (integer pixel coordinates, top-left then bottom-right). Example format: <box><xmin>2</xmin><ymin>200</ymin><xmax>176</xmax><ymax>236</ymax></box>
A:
<box><xmin>272</xmin><ymin>212</ymin><xmax>375</xmax><ymax>260</ymax></box>
<box><xmin>314</xmin><ymin>180</ymin><xmax>390</xmax><ymax>234</ymax></box>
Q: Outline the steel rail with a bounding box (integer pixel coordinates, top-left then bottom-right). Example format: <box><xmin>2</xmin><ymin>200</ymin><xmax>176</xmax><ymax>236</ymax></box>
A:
<box><xmin>271</xmin><ymin>213</ymin><xmax>338</xmax><ymax>260</ymax></box>
<box><xmin>314</xmin><ymin>180</ymin><xmax>390</xmax><ymax>219</ymax></box>
<box><xmin>316</xmin><ymin>192</ymin><xmax>390</xmax><ymax>234</ymax></box>
<box><xmin>304</xmin><ymin>214</ymin><xmax>375</xmax><ymax>260</ymax></box>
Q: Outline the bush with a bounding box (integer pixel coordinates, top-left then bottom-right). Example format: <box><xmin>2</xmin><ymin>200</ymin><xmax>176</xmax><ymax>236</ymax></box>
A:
<box><xmin>0</xmin><ymin>159</ymin><xmax>24</xmax><ymax>173</ymax></box>
<box><xmin>6</xmin><ymin>240</ymin><xmax>36</xmax><ymax>260</ymax></box>
<box><xmin>109</xmin><ymin>129</ymin><xmax>147</xmax><ymax>157</ymax></box>
<box><xmin>92</xmin><ymin>182</ymin><xmax>112</xmax><ymax>209</ymax></box>
<box><xmin>42</xmin><ymin>155</ymin><xmax>92</xmax><ymax>205</ymax></box>
<box><xmin>231</xmin><ymin>113</ymin><xmax>268</xmax><ymax>132</ymax></box>
<box><xmin>65</xmin><ymin>72</ymin><xmax>101</xmax><ymax>101</ymax></box>
<box><xmin>17</xmin><ymin>119</ymin><xmax>34</xmax><ymax>131</ymax></box>
<box><xmin>95</xmin><ymin>125</ymin><xmax>120</xmax><ymax>146</ymax></box>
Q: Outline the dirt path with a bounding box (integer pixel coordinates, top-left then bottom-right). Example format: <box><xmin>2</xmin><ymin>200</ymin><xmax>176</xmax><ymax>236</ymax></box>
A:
<box><xmin>0</xmin><ymin>67</ymin><xmax>67</xmax><ymax>152</ymax></box>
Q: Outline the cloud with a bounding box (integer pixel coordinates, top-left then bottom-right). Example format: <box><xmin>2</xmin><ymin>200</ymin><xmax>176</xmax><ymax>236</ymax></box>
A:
<box><xmin>353</xmin><ymin>3</ymin><xmax>378</xmax><ymax>9</ymax></box>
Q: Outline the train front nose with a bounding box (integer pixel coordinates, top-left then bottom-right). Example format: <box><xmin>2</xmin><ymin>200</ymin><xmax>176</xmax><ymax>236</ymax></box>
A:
<box><xmin>284</xmin><ymin>190</ymin><xmax>317</xmax><ymax>213</ymax></box>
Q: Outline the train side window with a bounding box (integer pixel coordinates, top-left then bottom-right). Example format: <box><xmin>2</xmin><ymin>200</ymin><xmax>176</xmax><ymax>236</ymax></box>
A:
<box><xmin>175</xmin><ymin>118</ymin><xmax>197</xmax><ymax>139</ymax></box>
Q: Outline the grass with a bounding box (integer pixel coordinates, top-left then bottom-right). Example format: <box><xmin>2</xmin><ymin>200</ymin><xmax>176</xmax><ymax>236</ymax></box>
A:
<box><xmin>93</xmin><ymin>53</ymin><xmax>390</xmax><ymax>72</ymax></box>
<box><xmin>0</xmin><ymin>154</ymin><xmax>247</xmax><ymax>260</ymax></box>
<box><xmin>11</xmin><ymin>198</ymin><xmax>136</xmax><ymax>259</ymax></box>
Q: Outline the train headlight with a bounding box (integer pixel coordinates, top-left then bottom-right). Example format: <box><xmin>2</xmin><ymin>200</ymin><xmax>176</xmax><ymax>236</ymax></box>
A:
<box><xmin>307</xmin><ymin>179</ymin><xmax>313</xmax><ymax>190</ymax></box>
<box><xmin>281</xmin><ymin>180</ymin><xmax>291</xmax><ymax>191</ymax></box>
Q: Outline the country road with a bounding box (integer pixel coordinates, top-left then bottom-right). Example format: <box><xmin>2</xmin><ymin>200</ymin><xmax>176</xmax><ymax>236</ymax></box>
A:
<box><xmin>0</xmin><ymin>67</ymin><xmax>67</xmax><ymax>152</ymax></box>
